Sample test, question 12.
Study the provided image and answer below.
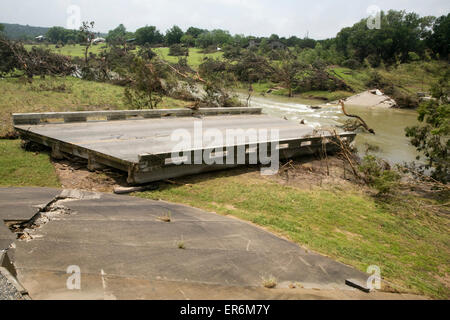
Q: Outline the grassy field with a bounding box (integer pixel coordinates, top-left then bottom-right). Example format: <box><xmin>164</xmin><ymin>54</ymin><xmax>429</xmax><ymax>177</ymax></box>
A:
<box><xmin>136</xmin><ymin>170</ymin><xmax>450</xmax><ymax>299</ymax></box>
<box><xmin>24</xmin><ymin>43</ymin><xmax>105</xmax><ymax>58</ymax></box>
<box><xmin>24</xmin><ymin>44</ymin><xmax>223</xmax><ymax>70</ymax></box>
<box><xmin>0</xmin><ymin>77</ymin><xmax>189</xmax><ymax>136</ymax></box>
<box><xmin>153</xmin><ymin>47</ymin><xmax>224</xmax><ymax>70</ymax></box>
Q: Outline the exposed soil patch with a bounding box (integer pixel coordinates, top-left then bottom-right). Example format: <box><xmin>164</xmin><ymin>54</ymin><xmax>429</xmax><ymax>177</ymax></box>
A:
<box><xmin>53</xmin><ymin>158</ymin><xmax>128</xmax><ymax>193</ymax></box>
<box><xmin>268</xmin><ymin>155</ymin><xmax>362</xmax><ymax>191</ymax></box>
<box><xmin>51</xmin><ymin>153</ymin><xmax>362</xmax><ymax>194</ymax></box>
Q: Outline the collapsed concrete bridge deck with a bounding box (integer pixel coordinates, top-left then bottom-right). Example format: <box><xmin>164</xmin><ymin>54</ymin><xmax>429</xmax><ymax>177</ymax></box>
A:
<box><xmin>13</xmin><ymin>107</ymin><xmax>355</xmax><ymax>184</ymax></box>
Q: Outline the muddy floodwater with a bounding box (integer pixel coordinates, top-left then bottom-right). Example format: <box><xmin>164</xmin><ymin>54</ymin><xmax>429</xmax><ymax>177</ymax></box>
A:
<box><xmin>241</xmin><ymin>93</ymin><xmax>421</xmax><ymax>165</ymax></box>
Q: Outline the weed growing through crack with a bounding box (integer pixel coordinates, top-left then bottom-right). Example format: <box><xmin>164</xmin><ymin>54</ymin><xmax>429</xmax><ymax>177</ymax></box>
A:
<box><xmin>262</xmin><ymin>276</ymin><xmax>277</xmax><ymax>289</ymax></box>
<box><xmin>177</xmin><ymin>241</ymin><xmax>186</xmax><ymax>249</ymax></box>
<box><xmin>158</xmin><ymin>211</ymin><xmax>172</xmax><ymax>222</ymax></box>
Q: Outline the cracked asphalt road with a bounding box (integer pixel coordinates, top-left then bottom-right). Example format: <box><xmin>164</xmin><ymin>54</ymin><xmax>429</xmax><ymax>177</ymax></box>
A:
<box><xmin>0</xmin><ymin>187</ymin><xmax>424</xmax><ymax>300</ymax></box>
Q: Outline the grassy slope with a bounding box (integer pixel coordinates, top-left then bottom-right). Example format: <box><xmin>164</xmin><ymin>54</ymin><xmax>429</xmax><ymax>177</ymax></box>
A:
<box><xmin>247</xmin><ymin>61</ymin><xmax>447</xmax><ymax>102</ymax></box>
<box><xmin>328</xmin><ymin>60</ymin><xmax>447</xmax><ymax>98</ymax></box>
<box><xmin>0</xmin><ymin>77</ymin><xmax>189</xmax><ymax>136</ymax></box>
<box><xmin>0</xmin><ymin>139</ymin><xmax>59</xmax><ymax>187</ymax></box>
<box><xmin>136</xmin><ymin>171</ymin><xmax>450</xmax><ymax>299</ymax></box>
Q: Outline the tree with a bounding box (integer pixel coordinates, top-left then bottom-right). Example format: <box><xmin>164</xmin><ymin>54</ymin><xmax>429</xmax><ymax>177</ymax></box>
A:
<box><xmin>168</xmin><ymin>43</ymin><xmax>188</xmax><ymax>56</ymax></box>
<box><xmin>106</xmin><ymin>24</ymin><xmax>128</xmax><ymax>44</ymax></box>
<box><xmin>135</xmin><ymin>25</ymin><xmax>163</xmax><ymax>45</ymax></box>
<box><xmin>426</xmin><ymin>13</ymin><xmax>450</xmax><ymax>58</ymax></box>
<box><xmin>195</xmin><ymin>29</ymin><xmax>232</xmax><ymax>48</ymax></box>
<box><xmin>335</xmin><ymin>10</ymin><xmax>435</xmax><ymax>64</ymax></box>
<box><xmin>0</xmin><ymin>36</ymin><xmax>75</xmax><ymax>79</ymax></box>
<box><xmin>405</xmin><ymin>72</ymin><xmax>450</xmax><ymax>183</ymax></box>
<box><xmin>79</xmin><ymin>21</ymin><xmax>95</xmax><ymax>65</ymax></box>
<box><xmin>46</xmin><ymin>26</ymin><xmax>78</xmax><ymax>44</ymax></box>
<box><xmin>186</xmin><ymin>27</ymin><xmax>206</xmax><ymax>38</ymax></box>
<box><xmin>124</xmin><ymin>56</ymin><xmax>173</xmax><ymax>109</ymax></box>
<box><xmin>272</xmin><ymin>53</ymin><xmax>307</xmax><ymax>97</ymax></box>
<box><xmin>0</xmin><ymin>24</ymin><xmax>4</xmax><ymax>33</ymax></box>
<box><xmin>165</xmin><ymin>25</ymin><xmax>184</xmax><ymax>45</ymax></box>
<box><xmin>180</xmin><ymin>34</ymin><xmax>195</xmax><ymax>47</ymax></box>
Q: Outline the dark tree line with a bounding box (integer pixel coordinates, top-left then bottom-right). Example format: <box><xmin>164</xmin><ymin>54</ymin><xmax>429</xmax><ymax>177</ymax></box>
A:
<box><xmin>334</xmin><ymin>10</ymin><xmax>449</xmax><ymax>65</ymax></box>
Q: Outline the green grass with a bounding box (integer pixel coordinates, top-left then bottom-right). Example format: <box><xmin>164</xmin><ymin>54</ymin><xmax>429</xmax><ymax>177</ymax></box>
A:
<box><xmin>24</xmin><ymin>43</ymin><xmax>105</xmax><ymax>58</ymax></box>
<box><xmin>0</xmin><ymin>77</ymin><xmax>189</xmax><ymax>136</ymax></box>
<box><xmin>298</xmin><ymin>90</ymin><xmax>354</xmax><ymax>102</ymax></box>
<box><xmin>378</xmin><ymin>61</ymin><xmax>447</xmax><ymax>94</ymax></box>
<box><xmin>329</xmin><ymin>67</ymin><xmax>370</xmax><ymax>92</ymax></box>
<box><xmin>136</xmin><ymin>170</ymin><xmax>450</xmax><ymax>299</ymax></box>
<box><xmin>329</xmin><ymin>60</ymin><xmax>447</xmax><ymax>95</ymax></box>
<box><xmin>0</xmin><ymin>139</ymin><xmax>59</xmax><ymax>187</ymax></box>
<box><xmin>153</xmin><ymin>47</ymin><xmax>224</xmax><ymax>70</ymax></box>
<box><xmin>24</xmin><ymin>44</ymin><xmax>224</xmax><ymax>71</ymax></box>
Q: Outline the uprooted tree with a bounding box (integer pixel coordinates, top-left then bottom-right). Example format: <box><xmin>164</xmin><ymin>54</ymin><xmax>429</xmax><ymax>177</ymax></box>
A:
<box><xmin>0</xmin><ymin>35</ymin><xmax>75</xmax><ymax>80</ymax></box>
<box><xmin>124</xmin><ymin>55</ymin><xmax>176</xmax><ymax>109</ymax></box>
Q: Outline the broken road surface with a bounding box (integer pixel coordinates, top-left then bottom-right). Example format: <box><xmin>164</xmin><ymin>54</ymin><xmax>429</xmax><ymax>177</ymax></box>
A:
<box><xmin>0</xmin><ymin>187</ymin><xmax>424</xmax><ymax>300</ymax></box>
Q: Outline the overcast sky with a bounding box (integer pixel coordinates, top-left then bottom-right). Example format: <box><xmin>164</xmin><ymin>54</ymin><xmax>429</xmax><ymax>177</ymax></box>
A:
<box><xmin>1</xmin><ymin>0</ymin><xmax>449</xmax><ymax>39</ymax></box>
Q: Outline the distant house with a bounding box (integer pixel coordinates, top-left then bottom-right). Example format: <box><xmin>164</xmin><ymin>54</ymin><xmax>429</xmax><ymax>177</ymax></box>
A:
<box><xmin>268</xmin><ymin>40</ymin><xmax>286</xmax><ymax>50</ymax></box>
<box><xmin>35</xmin><ymin>35</ymin><xmax>45</xmax><ymax>42</ymax></box>
<box><xmin>92</xmin><ymin>37</ymin><xmax>106</xmax><ymax>45</ymax></box>
<box><xmin>247</xmin><ymin>39</ymin><xmax>260</xmax><ymax>49</ymax></box>
<box><xmin>126</xmin><ymin>38</ymin><xmax>136</xmax><ymax>43</ymax></box>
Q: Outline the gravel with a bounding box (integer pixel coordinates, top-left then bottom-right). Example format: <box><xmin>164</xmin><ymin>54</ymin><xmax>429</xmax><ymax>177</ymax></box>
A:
<box><xmin>0</xmin><ymin>272</ymin><xmax>24</xmax><ymax>300</ymax></box>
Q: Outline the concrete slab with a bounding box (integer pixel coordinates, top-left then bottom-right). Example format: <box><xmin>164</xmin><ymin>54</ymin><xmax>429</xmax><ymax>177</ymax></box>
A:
<box><xmin>14</xmin><ymin>110</ymin><xmax>356</xmax><ymax>184</ymax></box>
<box><xmin>1</xmin><ymin>188</ymin><xmax>375</xmax><ymax>299</ymax></box>
<box><xmin>15</xmin><ymin>115</ymin><xmax>315</xmax><ymax>162</ymax></box>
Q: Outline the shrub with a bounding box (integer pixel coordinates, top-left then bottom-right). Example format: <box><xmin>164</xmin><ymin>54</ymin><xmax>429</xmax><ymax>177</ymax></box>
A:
<box><xmin>342</xmin><ymin>58</ymin><xmax>361</xmax><ymax>70</ymax></box>
<box><xmin>359</xmin><ymin>155</ymin><xmax>400</xmax><ymax>195</ymax></box>
<box><xmin>168</xmin><ymin>44</ymin><xmax>188</xmax><ymax>57</ymax></box>
<box><xmin>405</xmin><ymin>73</ymin><xmax>449</xmax><ymax>183</ymax></box>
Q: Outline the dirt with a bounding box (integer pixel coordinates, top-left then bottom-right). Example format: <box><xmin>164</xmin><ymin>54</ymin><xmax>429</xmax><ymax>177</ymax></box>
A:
<box><xmin>266</xmin><ymin>155</ymin><xmax>362</xmax><ymax>191</ymax></box>
<box><xmin>53</xmin><ymin>158</ymin><xmax>128</xmax><ymax>193</ymax></box>
<box><xmin>52</xmin><ymin>154</ymin><xmax>363</xmax><ymax>194</ymax></box>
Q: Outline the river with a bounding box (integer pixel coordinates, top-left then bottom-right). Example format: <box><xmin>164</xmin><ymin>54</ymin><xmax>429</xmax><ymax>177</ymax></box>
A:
<box><xmin>242</xmin><ymin>93</ymin><xmax>420</xmax><ymax>165</ymax></box>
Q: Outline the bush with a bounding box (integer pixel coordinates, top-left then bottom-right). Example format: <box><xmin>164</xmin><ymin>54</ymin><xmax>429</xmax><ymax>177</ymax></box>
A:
<box><xmin>359</xmin><ymin>155</ymin><xmax>400</xmax><ymax>195</ymax></box>
<box><xmin>342</xmin><ymin>58</ymin><xmax>361</xmax><ymax>70</ymax></box>
<box><xmin>168</xmin><ymin>44</ymin><xmax>188</xmax><ymax>57</ymax></box>
<box><xmin>405</xmin><ymin>73</ymin><xmax>450</xmax><ymax>183</ymax></box>
<box><xmin>124</xmin><ymin>56</ymin><xmax>174</xmax><ymax>109</ymax></box>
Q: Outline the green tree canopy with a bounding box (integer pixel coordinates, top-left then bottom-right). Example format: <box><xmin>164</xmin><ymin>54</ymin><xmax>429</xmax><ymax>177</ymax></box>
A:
<box><xmin>106</xmin><ymin>24</ymin><xmax>131</xmax><ymax>44</ymax></box>
<box><xmin>46</xmin><ymin>26</ymin><xmax>79</xmax><ymax>44</ymax></box>
<box><xmin>335</xmin><ymin>10</ymin><xmax>436</xmax><ymax>64</ymax></box>
<box><xmin>165</xmin><ymin>25</ymin><xmax>184</xmax><ymax>45</ymax></box>
<box><xmin>186</xmin><ymin>27</ymin><xmax>206</xmax><ymax>38</ymax></box>
<box><xmin>135</xmin><ymin>25</ymin><xmax>163</xmax><ymax>45</ymax></box>
<box><xmin>426</xmin><ymin>13</ymin><xmax>450</xmax><ymax>58</ymax></box>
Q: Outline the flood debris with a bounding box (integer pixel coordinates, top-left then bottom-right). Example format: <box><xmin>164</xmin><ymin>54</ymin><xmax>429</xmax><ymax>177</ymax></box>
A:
<box><xmin>338</xmin><ymin>100</ymin><xmax>375</xmax><ymax>134</ymax></box>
